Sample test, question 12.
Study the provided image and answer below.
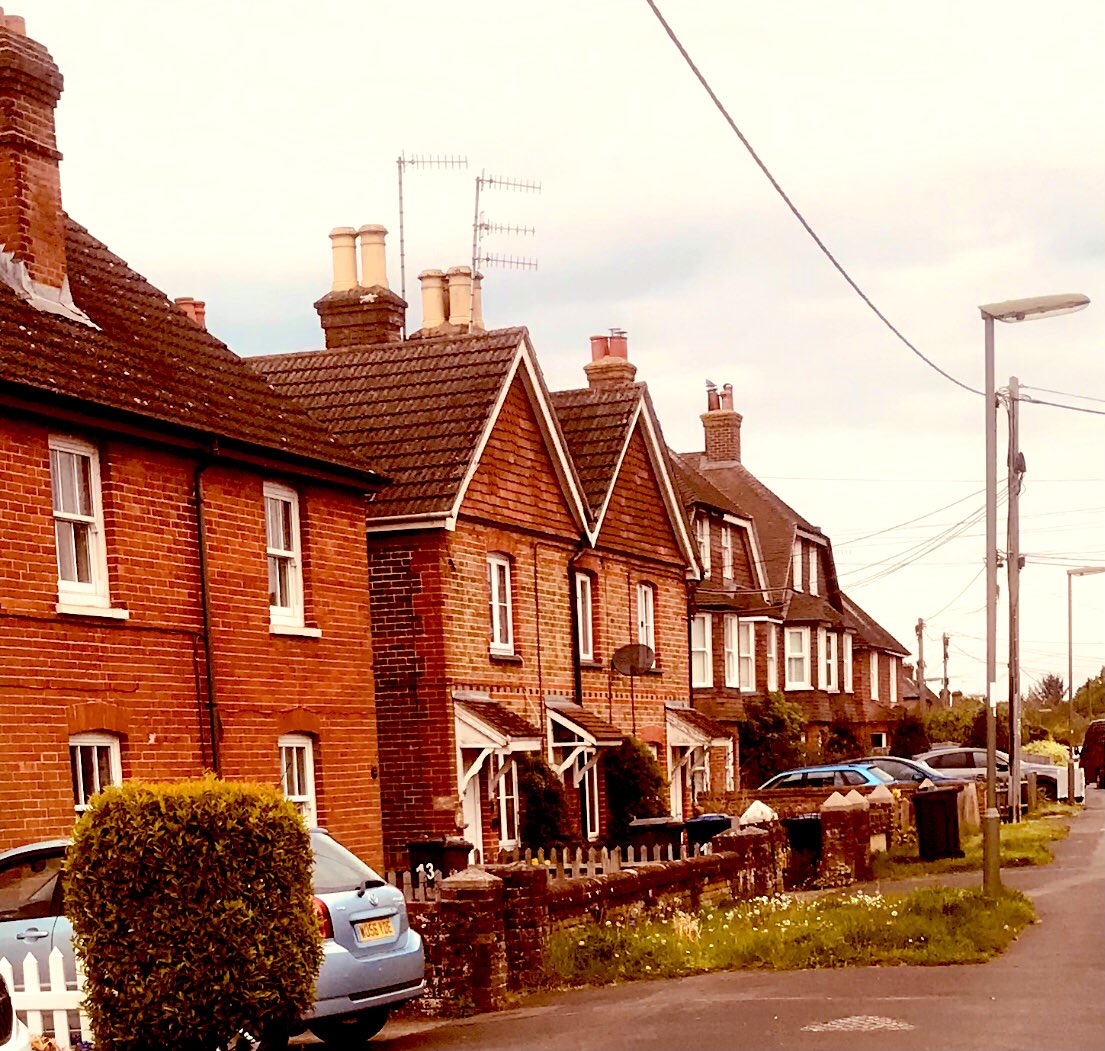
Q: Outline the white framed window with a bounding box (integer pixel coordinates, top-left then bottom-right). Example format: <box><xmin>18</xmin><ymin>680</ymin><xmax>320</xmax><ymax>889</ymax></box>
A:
<box><xmin>690</xmin><ymin>613</ymin><xmax>713</xmax><ymax>687</ymax></box>
<box><xmin>824</xmin><ymin>631</ymin><xmax>839</xmax><ymax>692</ymax></box>
<box><xmin>637</xmin><ymin>583</ymin><xmax>655</xmax><ymax>653</ymax></box>
<box><xmin>843</xmin><ymin>634</ymin><xmax>853</xmax><ymax>693</ymax></box>
<box><xmin>766</xmin><ymin>625</ymin><xmax>778</xmax><ymax>692</ymax></box>
<box><xmin>870</xmin><ymin>651</ymin><xmax>880</xmax><ymax>701</ymax></box>
<box><xmin>723</xmin><ymin>615</ymin><xmax>739</xmax><ymax>687</ymax></box>
<box><xmin>487</xmin><ymin>554</ymin><xmax>514</xmax><ymax>654</ymax></box>
<box><xmin>791</xmin><ymin>541</ymin><xmax>803</xmax><ymax>592</ymax></box>
<box><xmin>785</xmin><ymin>627</ymin><xmax>811</xmax><ymax>689</ymax></box>
<box><xmin>279</xmin><ymin>733</ymin><xmax>318</xmax><ymax>828</ymax></box>
<box><xmin>50</xmin><ymin>436</ymin><xmax>110</xmax><ymax>608</ymax></box>
<box><xmin>871</xmin><ymin>731</ymin><xmax>888</xmax><ymax>750</ymax></box>
<box><xmin>498</xmin><ymin>756</ymin><xmax>520</xmax><ymax>847</ymax></box>
<box><xmin>695</xmin><ymin>517</ymin><xmax>711</xmax><ymax>578</ymax></box>
<box><xmin>889</xmin><ymin>657</ymin><xmax>898</xmax><ymax>705</ymax></box>
<box><xmin>721</xmin><ymin>524</ymin><xmax>733</xmax><ymax>580</ymax></box>
<box><xmin>808</xmin><ymin>547</ymin><xmax>819</xmax><ymax>596</ymax></box>
<box><xmin>574</xmin><ymin>572</ymin><xmax>594</xmax><ymax>662</ymax></box>
<box><xmin>738</xmin><ymin>621</ymin><xmax>755</xmax><ymax>691</ymax></box>
<box><xmin>265</xmin><ymin>482</ymin><xmax>305</xmax><ymax>629</ymax></box>
<box><xmin>577</xmin><ymin>753</ymin><xmax>600</xmax><ymax>841</ymax></box>
<box><xmin>69</xmin><ymin>733</ymin><xmax>121</xmax><ymax>813</ymax></box>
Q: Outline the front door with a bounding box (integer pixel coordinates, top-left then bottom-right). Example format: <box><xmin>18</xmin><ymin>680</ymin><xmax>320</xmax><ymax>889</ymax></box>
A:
<box><xmin>460</xmin><ymin>757</ymin><xmax>484</xmax><ymax>863</ymax></box>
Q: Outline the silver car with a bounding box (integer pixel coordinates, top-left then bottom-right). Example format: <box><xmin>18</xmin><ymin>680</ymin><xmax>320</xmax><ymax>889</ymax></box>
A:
<box><xmin>913</xmin><ymin>746</ymin><xmax>1084</xmax><ymax>802</ymax></box>
<box><xmin>0</xmin><ymin>831</ymin><xmax>423</xmax><ymax>1047</ymax></box>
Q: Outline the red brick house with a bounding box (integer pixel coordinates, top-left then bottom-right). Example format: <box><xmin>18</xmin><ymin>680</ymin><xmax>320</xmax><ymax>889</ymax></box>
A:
<box><xmin>550</xmin><ymin>335</ymin><xmax>725</xmax><ymax>821</ymax></box>
<box><xmin>677</xmin><ymin>384</ymin><xmax>907</xmax><ymax>768</ymax></box>
<box><xmin>255</xmin><ymin>256</ymin><xmax>702</xmax><ymax>863</ymax></box>
<box><xmin>0</xmin><ymin>14</ymin><xmax>386</xmax><ymax>864</ymax></box>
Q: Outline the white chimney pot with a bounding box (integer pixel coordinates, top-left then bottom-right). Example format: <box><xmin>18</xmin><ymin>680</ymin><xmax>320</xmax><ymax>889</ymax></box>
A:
<box><xmin>419</xmin><ymin>269</ymin><xmax>446</xmax><ymax>330</ymax></box>
<box><xmin>446</xmin><ymin>265</ymin><xmax>473</xmax><ymax>327</ymax></box>
<box><xmin>357</xmin><ymin>224</ymin><xmax>389</xmax><ymax>289</ymax></box>
<box><xmin>329</xmin><ymin>227</ymin><xmax>358</xmax><ymax>292</ymax></box>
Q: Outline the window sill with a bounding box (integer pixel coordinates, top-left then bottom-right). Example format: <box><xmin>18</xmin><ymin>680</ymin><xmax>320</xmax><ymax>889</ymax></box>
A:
<box><xmin>785</xmin><ymin>684</ymin><xmax>812</xmax><ymax>691</ymax></box>
<box><xmin>271</xmin><ymin>624</ymin><xmax>323</xmax><ymax>638</ymax></box>
<box><xmin>56</xmin><ymin>602</ymin><xmax>129</xmax><ymax>621</ymax></box>
<box><xmin>489</xmin><ymin>651</ymin><xmax>523</xmax><ymax>666</ymax></box>
<box><xmin>578</xmin><ymin>659</ymin><xmax>604</xmax><ymax>670</ymax></box>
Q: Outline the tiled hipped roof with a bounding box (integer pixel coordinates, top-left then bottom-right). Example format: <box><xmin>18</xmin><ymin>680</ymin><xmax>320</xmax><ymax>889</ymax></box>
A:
<box><xmin>0</xmin><ymin>218</ymin><xmax>375</xmax><ymax>477</ymax></box>
<box><xmin>842</xmin><ymin>594</ymin><xmax>909</xmax><ymax>655</ymax></box>
<box><xmin>549</xmin><ymin>385</ymin><xmax>642</xmax><ymax>516</ymax></box>
<box><xmin>252</xmin><ymin>328</ymin><xmax>527</xmax><ymax>518</ymax></box>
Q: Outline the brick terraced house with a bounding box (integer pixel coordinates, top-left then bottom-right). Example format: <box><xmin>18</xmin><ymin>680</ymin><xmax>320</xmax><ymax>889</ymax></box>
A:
<box><xmin>0</xmin><ymin>13</ymin><xmax>387</xmax><ymax>864</ymax></box>
<box><xmin>255</xmin><ymin>250</ymin><xmax>702</xmax><ymax>865</ymax></box>
<box><xmin>677</xmin><ymin>383</ymin><xmax>907</xmax><ymax>765</ymax></box>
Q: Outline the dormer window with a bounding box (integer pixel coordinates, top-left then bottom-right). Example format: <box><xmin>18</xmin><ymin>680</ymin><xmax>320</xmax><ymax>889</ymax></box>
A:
<box><xmin>808</xmin><ymin>547</ymin><xmax>819</xmax><ymax>596</ymax></box>
<box><xmin>721</xmin><ymin>525</ymin><xmax>733</xmax><ymax>580</ymax></box>
<box><xmin>791</xmin><ymin>540</ymin><xmax>803</xmax><ymax>592</ymax></box>
<box><xmin>696</xmin><ymin>517</ymin><xmax>711</xmax><ymax>577</ymax></box>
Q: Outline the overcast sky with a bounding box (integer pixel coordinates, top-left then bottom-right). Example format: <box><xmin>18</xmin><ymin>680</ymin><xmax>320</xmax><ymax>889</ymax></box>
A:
<box><xmin>29</xmin><ymin>0</ymin><xmax>1105</xmax><ymax>703</ymax></box>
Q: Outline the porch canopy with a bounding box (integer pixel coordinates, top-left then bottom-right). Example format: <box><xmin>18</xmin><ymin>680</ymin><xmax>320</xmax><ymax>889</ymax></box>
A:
<box><xmin>545</xmin><ymin>696</ymin><xmax>624</xmax><ymax>788</ymax></box>
<box><xmin>454</xmin><ymin>693</ymin><xmax>543</xmax><ymax>799</ymax></box>
<box><xmin>665</xmin><ymin>703</ymin><xmax>735</xmax><ymax>791</ymax></box>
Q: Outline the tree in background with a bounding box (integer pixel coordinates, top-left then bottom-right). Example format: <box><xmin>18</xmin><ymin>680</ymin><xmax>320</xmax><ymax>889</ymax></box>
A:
<box><xmin>968</xmin><ymin>703</ymin><xmax>1011</xmax><ymax>752</ymax></box>
<box><xmin>890</xmin><ymin>712</ymin><xmax>929</xmax><ymax>758</ymax></box>
<box><xmin>739</xmin><ymin>692</ymin><xmax>806</xmax><ymax>788</ymax></box>
<box><xmin>1027</xmin><ymin>673</ymin><xmax>1066</xmax><ymax>710</ymax></box>
<box><xmin>925</xmin><ymin>697</ymin><xmax>982</xmax><ymax>746</ymax></box>
<box><xmin>603</xmin><ymin>737</ymin><xmax>668</xmax><ymax>846</ymax></box>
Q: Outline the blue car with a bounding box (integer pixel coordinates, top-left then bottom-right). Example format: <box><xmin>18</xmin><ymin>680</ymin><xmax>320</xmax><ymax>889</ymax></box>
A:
<box><xmin>758</xmin><ymin>763</ymin><xmax>895</xmax><ymax>790</ymax></box>
<box><xmin>849</xmin><ymin>755</ymin><xmax>952</xmax><ymax>785</ymax></box>
<box><xmin>0</xmin><ymin>830</ymin><xmax>423</xmax><ymax>1047</ymax></box>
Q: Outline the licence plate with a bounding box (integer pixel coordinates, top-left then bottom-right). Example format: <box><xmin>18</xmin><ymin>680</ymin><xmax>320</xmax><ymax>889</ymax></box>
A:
<box><xmin>355</xmin><ymin>917</ymin><xmax>395</xmax><ymax>943</ymax></box>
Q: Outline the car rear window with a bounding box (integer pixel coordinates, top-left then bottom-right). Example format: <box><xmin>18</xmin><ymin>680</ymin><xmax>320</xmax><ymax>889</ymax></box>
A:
<box><xmin>311</xmin><ymin>833</ymin><xmax>383</xmax><ymax>894</ymax></box>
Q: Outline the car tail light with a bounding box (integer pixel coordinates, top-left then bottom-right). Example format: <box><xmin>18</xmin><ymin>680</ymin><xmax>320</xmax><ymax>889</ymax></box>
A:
<box><xmin>314</xmin><ymin>896</ymin><xmax>334</xmax><ymax>940</ymax></box>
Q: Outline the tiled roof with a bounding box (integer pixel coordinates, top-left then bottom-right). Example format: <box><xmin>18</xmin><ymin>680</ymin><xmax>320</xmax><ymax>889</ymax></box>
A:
<box><xmin>546</xmin><ymin>697</ymin><xmax>625</xmax><ymax>745</ymax></box>
<box><xmin>455</xmin><ymin>697</ymin><xmax>542</xmax><ymax>742</ymax></box>
<box><xmin>693</xmin><ymin>582</ymin><xmax>776</xmax><ymax>615</ymax></box>
<box><xmin>549</xmin><ymin>385</ymin><xmax>642</xmax><ymax>516</ymax></box>
<box><xmin>841</xmin><ymin>593</ymin><xmax>909</xmax><ymax>655</ymax></box>
<box><xmin>251</xmin><ymin>328</ymin><xmax>527</xmax><ymax>518</ymax></box>
<box><xmin>0</xmin><ymin>218</ymin><xmax>376</xmax><ymax>478</ymax></box>
<box><xmin>668</xmin><ymin>451</ymin><xmax>751</xmax><ymax>518</ymax></box>
<box><xmin>667</xmin><ymin>704</ymin><xmax>733</xmax><ymax>743</ymax></box>
<box><xmin>786</xmin><ymin>592</ymin><xmax>846</xmax><ymax>627</ymax></box>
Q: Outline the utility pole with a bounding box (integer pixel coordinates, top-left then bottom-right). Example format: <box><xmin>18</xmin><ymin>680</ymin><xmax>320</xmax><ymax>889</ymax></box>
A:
<box><xmin>941</xmin><ymin>632</ymin><xmax>950</xmax><ymax>706</ymax></box>
<box><xmin>1007</xmin><ymin>377</ymin><xmax>1024</xmax><ymax>821</ymax></box>
<box><xmin>915</xmin><ymin>619</ymin><xmax>925</xmax><ymax>709</ymax></box>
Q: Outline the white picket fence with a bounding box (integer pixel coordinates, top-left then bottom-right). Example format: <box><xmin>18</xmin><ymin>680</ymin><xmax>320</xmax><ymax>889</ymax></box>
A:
<box><xmin>0</xmin><ymin>947</ymin><xmax>91</xmax><ymax>1047</ymax></box>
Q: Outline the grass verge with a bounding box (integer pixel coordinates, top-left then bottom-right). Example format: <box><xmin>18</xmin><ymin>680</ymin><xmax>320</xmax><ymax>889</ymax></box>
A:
<box><xmin>872</xmin><ymin>804</ymin><xmax>1075</xmax><ymax>880</ymax></box>
<box><xmin>544</xmin><ymin>886</ymin><xmax>1034</xmax><ymax>986</ymax></box>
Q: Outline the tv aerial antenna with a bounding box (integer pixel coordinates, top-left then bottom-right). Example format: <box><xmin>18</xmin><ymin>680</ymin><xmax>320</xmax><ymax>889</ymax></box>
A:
<box><xmin>471</xmin><ymin>170</ymin><xmax>540</xmax><ymax>276</ymax></box>
<box><xmin>396</xmin><ymin>151</ymin><xmax>468</xmax><ymax>333</ymax></box>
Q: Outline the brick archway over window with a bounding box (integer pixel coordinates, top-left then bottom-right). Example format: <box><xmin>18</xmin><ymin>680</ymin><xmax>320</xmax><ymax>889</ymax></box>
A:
<box><xmin>275</xmin><ymin>707</ymin><xmax>322</xmax><ymax>738</ymax></box>
<box><xmin>67</xmin><ymin>700</ymin><xmax>129</xmax><ymax>738</ymax></box>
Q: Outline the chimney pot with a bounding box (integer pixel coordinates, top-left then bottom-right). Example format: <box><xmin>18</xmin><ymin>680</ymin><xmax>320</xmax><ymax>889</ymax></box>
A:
<box><xmin>706</xmin><ymin>386</ymin><xmax>720</xmax><ymax>412</ymax></box>
<box><xmin>471</xmin><ymin>272</ymin><xmax>485</xmax><ymax>331</ymax></box>
<box><xmin>2</xmin><ymin>13</ymin><xmax>27</xmax><ymax>34</ymax></box>
<box><xmin>608</xmin><ymin>332</ymin><xmax>628</xmax><ymax>359</ymax></box>
<box><xmin>419</xmin><ymin>269</ymin><xmax>447</xmax><ymax>330</ymax></box>
<box><xmin>356</xmin><ymin>224</ymin><xmax>389</xmax><ymax>289</ymax></box>
<box><xmin>720</xmin><ymin>383</ymin><xmax>734</xmax><ymax>411</ymax></box>
<box><xmin>328</xmin><ymin>227</ymin><xmax>358</xmax><ymax>292</ymax></box>
<box><xmin>446</xmin><ymin>265</ymin><xmax>473</xmax><ymax>327</ymax></box>
<box><xmin>174</xmin><ymin>297</ymin><xmax>207</xmax><ymax>329</ymax></box>
<box><xmin>590</xmin><ymin>335</ymin><xmax>610</xmax><ymax>361</ymax></box>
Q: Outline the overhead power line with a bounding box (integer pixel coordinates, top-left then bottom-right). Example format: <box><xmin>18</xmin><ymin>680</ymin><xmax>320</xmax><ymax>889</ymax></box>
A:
<box><xmin>1022</xmin><ymin>384</ymin><xmax>1105</xmax><ymax>405</ymax></box>
<box><xmin>642</xmin><ymin>0</ymin><xmax>980</xmax><ymax>397</ymax></box>
<box><xmin>837</xmin><ymin>488</ymin><xmax>985</xmax><ymax>545</ymax></box>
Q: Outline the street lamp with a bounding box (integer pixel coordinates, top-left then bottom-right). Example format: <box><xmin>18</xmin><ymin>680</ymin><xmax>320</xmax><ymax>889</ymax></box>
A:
<box><xmin>978</xmin><ymin>292</ymin><xmax>1090</xmax><ymax>896</ymax></box>
<box><xmin>1068</xmin><ymin>566</ymin><xmax>1105</xmax><ymax>737</ymax></box>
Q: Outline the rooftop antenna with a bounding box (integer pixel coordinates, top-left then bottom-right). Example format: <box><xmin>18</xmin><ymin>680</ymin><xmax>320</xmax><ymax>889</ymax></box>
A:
<box><xmin>397</xmin><ymin>151</ymin><xmax>467</xmax><ymax>335</ymax></box>
<box><xmin>471</xmin><ymin>170</ymin><xmax>541</xmax><ymax>276</ymax></box>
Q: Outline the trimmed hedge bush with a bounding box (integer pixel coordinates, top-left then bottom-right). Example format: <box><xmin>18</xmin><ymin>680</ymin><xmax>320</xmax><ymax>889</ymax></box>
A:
<box><xmin>604</xmin><ymin>737</ymin><xmax>667</xmax><ymax>846</ymax></box>
<box><xmin>64</xmin><ymin>776</ymin><xmax>322</xmax><ymax>1051</ymax></box>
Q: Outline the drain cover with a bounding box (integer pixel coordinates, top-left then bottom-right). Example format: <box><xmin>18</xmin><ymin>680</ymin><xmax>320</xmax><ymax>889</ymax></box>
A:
<box><xmin>802</xmin><ymin>1015</ymin><xmax>915</xmax><ymax>1033</ymax></box>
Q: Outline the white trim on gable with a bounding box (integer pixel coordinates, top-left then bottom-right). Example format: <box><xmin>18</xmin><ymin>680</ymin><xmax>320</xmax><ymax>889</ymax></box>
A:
<box><xmin>720</xmin><ymin>512</ymin><xmax>771</xmax><ymax>596</ymax></box>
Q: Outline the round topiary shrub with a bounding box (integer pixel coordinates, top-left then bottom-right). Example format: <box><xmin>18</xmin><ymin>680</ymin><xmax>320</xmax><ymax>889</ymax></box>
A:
<box><xmin>64</xmin><ymin>776</ymin><xmax>322</xmax><ymax>1051</ymax></box>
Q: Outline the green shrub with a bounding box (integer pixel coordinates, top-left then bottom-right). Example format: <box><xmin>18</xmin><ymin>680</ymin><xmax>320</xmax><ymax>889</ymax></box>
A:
<box><xmin>517</xmin><ymin>752</ymin><xmax>576</xmax><ymax>851</ymax></box>
<box><xmin>740</xmin><ymin>692</ymin><xmax>806</xmax><ymax>788</ymax></box>
<box><xmin>65</xmin><ymin>776</ymin><xmax>322</xmax><ymax>1051</ymax></box>
<box><xmin>890</xmin><ymin>712</ymin><xmax>929</xmax><ymax>757</ymax></box>
<box><xmin>821</xmin><ymin>720</ymin><xmax>862</xmax><ymax>762</ymax></box>
<box><xmin>603</xmin><ymin>737</ymin><xmax>667</xmax><ymax>846</ymax></box>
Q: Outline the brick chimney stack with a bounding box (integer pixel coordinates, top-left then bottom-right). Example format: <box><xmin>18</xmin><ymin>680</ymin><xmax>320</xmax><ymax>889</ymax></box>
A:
<box><xmin>701</xmin><ymin>381</ymin><xmax>742</xmax><ymax>463</ymax></box>
<box><xmin>0</xmin><ymin>9</ymin><xmax>67</xmax><ymax>289</ymax></box>
<box><xmin>314</xmin><ymin>224</ymin><xmax>406</xmax><ymax>348</ymax></box>
<box><xmin>584</xmin><ymin>330</ymin><xmax>638</xmax><ymax>390</ymax></box>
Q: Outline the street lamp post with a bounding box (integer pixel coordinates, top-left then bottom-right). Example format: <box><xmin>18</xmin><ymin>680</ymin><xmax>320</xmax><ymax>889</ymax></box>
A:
<box><xmin>1068</xmin><ymin>566</ymin><xmax>1105</xmax><ymax>737</ymax></box>
<box><xmin>978</xmin><ymin>292</ymin><xmax>1090</xmax><ymax>896</ymax></box>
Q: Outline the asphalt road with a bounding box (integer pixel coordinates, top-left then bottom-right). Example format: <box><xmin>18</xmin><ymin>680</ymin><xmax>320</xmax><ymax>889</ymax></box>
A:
<box><xmin>307</xmin><ymin>791</ymin><xmax>1105</xmax><ymax>1050</ymax></box>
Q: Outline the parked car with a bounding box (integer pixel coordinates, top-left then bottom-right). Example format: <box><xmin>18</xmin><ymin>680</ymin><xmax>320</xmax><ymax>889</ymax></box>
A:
<box><xmin>912</xmin><ymin>746</ymin><xmax>1084</xmax><ymax>802</ymax></box>
<box><xmin>0</xmin><ymin>830</ymin><xmax>423</xmax><ymax>1047</ymax></box>
<box><xmin>1079</xmin><ymin>719</ymin><xmax>1104</xmax><ymax>787</ymax></box>
<box><xmin>759</xmin><ymin>763</ymin><xmax>895</xmax><ymax>790</ymax></box>
<box><xmin>1</xmin><ymin>973</ymin><xmax>31</xmax><ymax>1051</ymax></box>
<box><xmin>848</xmin><ymin>755</ymin><xmax>953</xmax><ymax>785</ymax></box>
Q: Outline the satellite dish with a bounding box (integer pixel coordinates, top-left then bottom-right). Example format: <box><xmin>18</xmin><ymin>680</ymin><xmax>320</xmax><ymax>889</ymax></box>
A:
<box><xmin>611</xmin><ymin>644</ymin><xmax>655</xmax><ymax>676</ymax></box>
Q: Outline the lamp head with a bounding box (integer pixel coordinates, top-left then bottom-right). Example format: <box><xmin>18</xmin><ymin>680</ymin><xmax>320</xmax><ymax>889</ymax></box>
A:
<box><xmin>980</xmin><ymin>293</ymin><xmax>1090</xmax><ymax>323</ymax></box>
